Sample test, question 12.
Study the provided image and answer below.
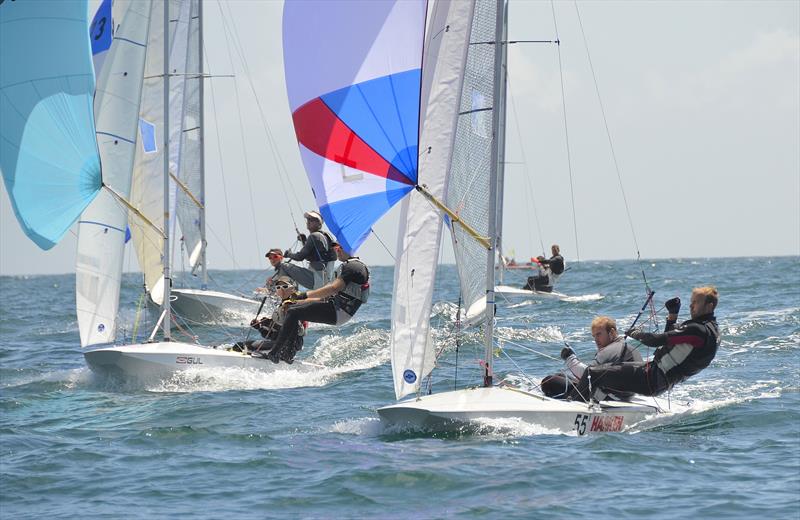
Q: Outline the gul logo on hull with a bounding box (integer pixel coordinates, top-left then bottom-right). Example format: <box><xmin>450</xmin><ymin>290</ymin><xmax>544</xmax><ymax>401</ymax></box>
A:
<box><xmin>176</xmin><ymin>356</ymin><xmax>203</xmax><ymax>365</ymax></box>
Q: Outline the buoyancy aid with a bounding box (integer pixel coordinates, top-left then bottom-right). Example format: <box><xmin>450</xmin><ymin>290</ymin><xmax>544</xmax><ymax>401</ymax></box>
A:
<box><xmin>332</xmin><ymin>258</ymin><xmax>370</xmax><ymax>316</ymax></box>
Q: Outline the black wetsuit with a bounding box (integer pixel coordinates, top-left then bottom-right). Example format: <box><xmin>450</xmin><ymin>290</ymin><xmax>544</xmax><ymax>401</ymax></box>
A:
<box><xmin>571</xmin><ymin>313</ymin><xmax>720</xmax><ymax>402</ymax></box>
<box><xmin>540</xmin><ymin>254</ymin><xmax>565</xmax><ymax>275</ymax></box>
<box><xmin>269</xmin><ymin>258</ymin><xmax>370</xmax><ymax>363</ymax></box>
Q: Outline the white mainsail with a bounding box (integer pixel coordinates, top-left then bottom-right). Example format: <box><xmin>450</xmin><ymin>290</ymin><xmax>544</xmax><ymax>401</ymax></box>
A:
<box><xmin>445</xmin><ymin>0</ymin><xmax>502</xmax><ymax>326</ymax></box>
<box><xmin>390</xmin><ymin>0</ymin><xmax>476</xmax><ymax>400</ymax></box>
<box><xmin>76</xmin><ymin>0</ymin><xmax>153</xmax><ymax>347</ymax></box>
<box><xmin>129</xmin><ymin>0</ymin><xmax>192</xmax><ymax>305</ymax></box>
<box><xmin>174</xmin><ymin>0</ymin><xmax>204</xmax><ymax>271</ymax></box>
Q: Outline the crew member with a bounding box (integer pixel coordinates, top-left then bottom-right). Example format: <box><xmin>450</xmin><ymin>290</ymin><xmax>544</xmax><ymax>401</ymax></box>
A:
<box><xmin>233</xmin><ymin>276</ymin><xmax>305</xmax><ymax>356</ymax></box>
<box><xmin>541</xmin><ymin>316</ymin><xmax>642</xmax><ymax>400</ymax></box>
<box><xmin>524</xmin><ymin>244</ymin><xmax>565</xmax><ymax>292</ymax></box>
<box><xmin>266</xmin><ymin>243</ymin><xmax>370</xmax><ymax>364</ymax></box>
<box><xmin>570</xmin><ymin>287</ymin><xmax>720</xmax><ymax>402</ymax></box>
<box><xmin>282</xmin><ymin>210</ymin><xmax>337</xmax><ymax>289</ymax></box>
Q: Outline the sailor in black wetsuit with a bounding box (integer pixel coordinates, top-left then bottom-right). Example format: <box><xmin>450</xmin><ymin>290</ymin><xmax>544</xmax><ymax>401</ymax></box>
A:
<box><xmin>541</xmin><ymin>316</ymin><xmax>642</xmax><ymax>400</ymax></box>
<box><xmin>282</xmin><ymin>210</ymin><xmax>338</xmax><ymax>289</ymax></box>
<box><xmin>571</xmin><ymin>286</ymin><xmax>721</xmax><ymax>402</ymax></box>
<box><xmin>524</xmin><ymin>244</ymin><xmax>565</xmax><ymax>292</ymax></box>
<box><xmin>267</xmin><ymin>242</ymin><xmax>370</xmax><ymax>364</ymax></box>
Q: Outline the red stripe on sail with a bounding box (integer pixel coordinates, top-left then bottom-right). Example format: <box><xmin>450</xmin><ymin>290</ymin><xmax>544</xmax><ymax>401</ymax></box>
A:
<box><xmin>292</xmin><ymin>98</ymin><xmax>413</xmax><ymax>185</ymax></box>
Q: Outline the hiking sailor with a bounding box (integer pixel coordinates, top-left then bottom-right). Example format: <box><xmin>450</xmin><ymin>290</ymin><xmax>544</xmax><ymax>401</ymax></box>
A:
<box><xmin>524</xmin><ymin>244</ymin><xmax>565</xmax><ymax>292</ymax></box>
<box><xmin>541</xmin><ymin>316</ymin><xmax>642</xmax><ymax>400</ymax></box>
<box><xmin>282</xmin><ymin>210</ymin><xmax>337</xmax><ymax>290</ymax></box>
<box><xmin>232</xmin><ymin>276</ymin><xmax>306</xmax><ymax>356</ymax></box>
<box><xmin>266</xmin><ymin>242</ymin><xmax>370</xmax><ymax>364</ymax></box>
<box><xmin>571</xmin><ymin>287</ymin><xmax>721</xmax><ymax>402</ymax></box>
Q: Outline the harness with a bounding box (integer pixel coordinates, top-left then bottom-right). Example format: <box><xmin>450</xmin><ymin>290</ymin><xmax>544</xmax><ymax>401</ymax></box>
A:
<box><xmin>333</xmin><ymin>258</ymin><xmax>370</xmax><ymax>316</ymax></box>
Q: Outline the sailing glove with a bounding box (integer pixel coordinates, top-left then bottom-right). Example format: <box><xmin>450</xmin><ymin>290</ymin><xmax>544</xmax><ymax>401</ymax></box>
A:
<box><xmin>297</xmin><ymin>233</ymin><xmax>307</xmax><ymax>244</ymax></box>
<box><xmin>560</xmin><ymin>346</ymin><xmax>575</xmax><ymax>360</ymax></box>
<box><xmin>295</xmin><ymin>292</ymin><xmax>308</xmax><ymax>301</ymax></box>
<box><xmin>284</xmin><ymin>250</ymin><xmax>292</xmax><ymax>258</ymax></box>
<box><xmin>626</xmin><ymin>327</ymin><xmax>643</xmax><ymax>340</ymax></box>
<box><xmin>665</xmin><ymin>297</ymin><xmax>681</xmax><ymax>315</ymax></box>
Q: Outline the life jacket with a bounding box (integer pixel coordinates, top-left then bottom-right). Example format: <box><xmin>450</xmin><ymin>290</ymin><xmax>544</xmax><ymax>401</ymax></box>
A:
<box><xmin>549</xmin><ymin>255</ymin><xmax>565</xmax><ymax>275</ymax></box>
<box><xmin>333</xmin><ymin>258</ymin><xmax>370</xmax><ymax>315</ymax></box>
<box><xmin>315</xmin><ymin>230</ymin><xmax>338</xmax><ymax>263</ymax></box>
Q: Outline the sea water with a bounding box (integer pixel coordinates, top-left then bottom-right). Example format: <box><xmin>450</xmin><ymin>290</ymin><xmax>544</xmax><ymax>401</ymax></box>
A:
<box><xmin>1</xmin><ymin>257</ymin><xmax>798</xmax><ymax>518</ymax></box>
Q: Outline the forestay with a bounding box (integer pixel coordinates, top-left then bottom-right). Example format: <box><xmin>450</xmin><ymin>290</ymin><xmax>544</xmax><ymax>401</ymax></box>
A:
<box><xmin>445</xmin><ymin>0</ymin><xmax>500</xmax><ymax>326</ymax></box>
<box><xmin>391</xmin><ymin>0</ymin><xmax>476</xmax><ymax>400</ymax></box>
<box><xmin>282</xmin><ymin>0</ymin><xmax>425</xmax><ymax>253</ymax></box>
<box><xmin>0</xmin><ymin>0</ymin><xmax>101</xmax><ymax>250</ymax></box>
<box><xmin>77</xmin><ymin>0</ymin><xmax>153</xmax><ymax>347</ymax></box>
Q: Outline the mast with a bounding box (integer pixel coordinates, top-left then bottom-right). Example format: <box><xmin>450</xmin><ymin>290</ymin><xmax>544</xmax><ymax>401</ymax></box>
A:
<box><xmin>496</xmin><ymin>2</ymin><xmax>509</xmax><ymax>284</ymax></box>
<box><xmin>483</xmin><ymin>0</ymin><xmax>506</xmax><ymax>387</ymax></box>
<box><xmin>162</xmin><ymin>0</ymin><xmax>172</xmax><ymax>341</ymax></box>
<box><xmin>198</xmin><ymin>0</ymin><xmax>208</xmax><ymax>290</ymax></box>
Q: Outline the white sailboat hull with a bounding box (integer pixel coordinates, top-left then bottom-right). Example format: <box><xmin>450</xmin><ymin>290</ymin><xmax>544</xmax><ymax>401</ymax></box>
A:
<box><xmin>377</xmin><ymin>386</ymin><xmax>677</xmax><ymax>435</ymax></box>
<box><xmin>84</xmin><ymin>341</ymin><xmax>315</xmax><ymax>379</ymax></box>
<box><xmin>158</xmin><ymin>288</ymin><xmax>262</xmax><ymax>325</ymax></box>
<box><xmin>494</xmin><ymin>284</ymin><xmax>568</xmax><ymax>300</ymax></box>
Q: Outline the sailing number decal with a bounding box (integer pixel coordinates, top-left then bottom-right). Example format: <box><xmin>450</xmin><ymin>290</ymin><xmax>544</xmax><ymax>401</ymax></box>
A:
<box><xmin>574</xmin><ymin>414</ymin><xmax>624</xmax><ymax>435</ymax></box>
<box><xmin>90</xmin><ymin>16</ymin><xmax>107</xmax><ymax>41</ymax></box>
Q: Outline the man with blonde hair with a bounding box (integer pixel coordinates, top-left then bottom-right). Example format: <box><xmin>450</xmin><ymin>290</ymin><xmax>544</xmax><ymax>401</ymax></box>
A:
<box><xmin>541</xmin><ymin>315</ymin><xmax>642</xmax><ymax>400</ymax></box>
<box><xmin>570</xmin><ymin>287</ymin><xmax>721</xmax><ymax>402</ymax></box>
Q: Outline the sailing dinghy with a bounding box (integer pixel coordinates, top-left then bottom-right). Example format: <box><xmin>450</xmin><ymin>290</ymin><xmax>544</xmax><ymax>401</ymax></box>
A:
<box><xmin>0</xmin><ymin>1</ymin><xmax>310</xmax><ymax>379</ymax></box>
<box><xmin>373</xmin><ymin>0</ymin><xmax>681</xmax><ymax>434</ymax></box>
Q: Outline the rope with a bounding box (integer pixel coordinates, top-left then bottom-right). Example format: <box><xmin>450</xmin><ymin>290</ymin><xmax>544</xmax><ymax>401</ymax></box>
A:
<box><xmin>216</xmin><ymin>5</ymin><xmax>262</xmax><ymax>260</ymax></box>
<box><xmin>203</xmin><ymin>43</ymin><xmax>237</xmax><ymax>263</ymax></box>
<box><xmin>550</xmin><ymin>0</ymin><xmax>581</xmax><ymax>261</ymax></box>
<box><xmin>370</xmin><ymin>229</ymin><xmax>395</xmax><ymax>262</ymax></box>
<box><xmin>216</xmin><ymin>1</ymin><xmax>304</xmax><ymax>227</ymax></box>
<box><xmin>506</xmin><ymin>79</ymin><xmax>545</xmax><ymax>256</ymax></box>
<box><xmin>573</xmin><ymin>0</ymin><xmax>641</xmax><ymax>260</ymax></box>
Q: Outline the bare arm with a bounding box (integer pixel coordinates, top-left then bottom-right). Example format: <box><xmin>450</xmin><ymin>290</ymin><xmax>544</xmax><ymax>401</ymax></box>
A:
<box><xmin>306</xmin><ymin>278</ymin><xmax>345</xmax><ymax>300</ymax></box>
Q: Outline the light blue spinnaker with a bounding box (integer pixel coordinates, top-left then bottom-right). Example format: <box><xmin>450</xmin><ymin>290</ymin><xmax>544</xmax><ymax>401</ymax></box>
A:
<box><xmin>0</xmin><ymin>0</ymin><xmax>102</xmax><ymax>250</ymax></box>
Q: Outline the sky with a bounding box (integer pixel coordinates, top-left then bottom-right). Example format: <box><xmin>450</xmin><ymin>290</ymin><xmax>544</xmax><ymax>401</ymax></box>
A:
<box><xmin>1</xmin><ymin>0</ymin><xmax>798</xmax><ymax>276</ymax></box>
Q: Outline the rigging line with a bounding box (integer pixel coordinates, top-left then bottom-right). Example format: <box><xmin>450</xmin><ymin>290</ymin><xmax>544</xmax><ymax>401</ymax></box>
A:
<box><xmin>497</xmin><ymin>335</ymin><xmax>561</xmax><ymax>362</ymax></box>
<box><xmin>506</xmin><ymin>78</ymin><xmax>545</xmax><ymax>256</ymax></box>
<box><xmin>217</xmin><ymin>2</ymin><xmax>303</xmax><ymax>224</ymax></box>
<box><xmin>573</xmin><ymin>1</ymin><xmax>641</xmax><ymax>260</ymax></box>
<box><xmin>216</xmin><ymin>2</ymin><xmax>261</xmax><ymax>260</ymax></box>
<box><xmin>497</xmin><ymin>344</ymin><xmax>539</xmax><ymax>388</ymax></box>
<box><xmin>203</xmin><ymin>40</ymin><xmax>237</xmax><ymax>263</ymax></box>
<box><xmin>550</xmin><ymin>0</ymin><xmax>581</xmax><ymax>262</ymax></box>
<box><xmin>369</xmin><ymin>229</ymin><xmax>395</xmax><ymax>262</ymax></box>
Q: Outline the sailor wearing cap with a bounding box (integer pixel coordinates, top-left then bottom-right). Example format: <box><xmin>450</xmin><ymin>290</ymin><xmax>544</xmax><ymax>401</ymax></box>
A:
<box><xmin>281</xmin><ymin>210</ymin><xmax>337</xmax><ymax>289</ymax></box>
